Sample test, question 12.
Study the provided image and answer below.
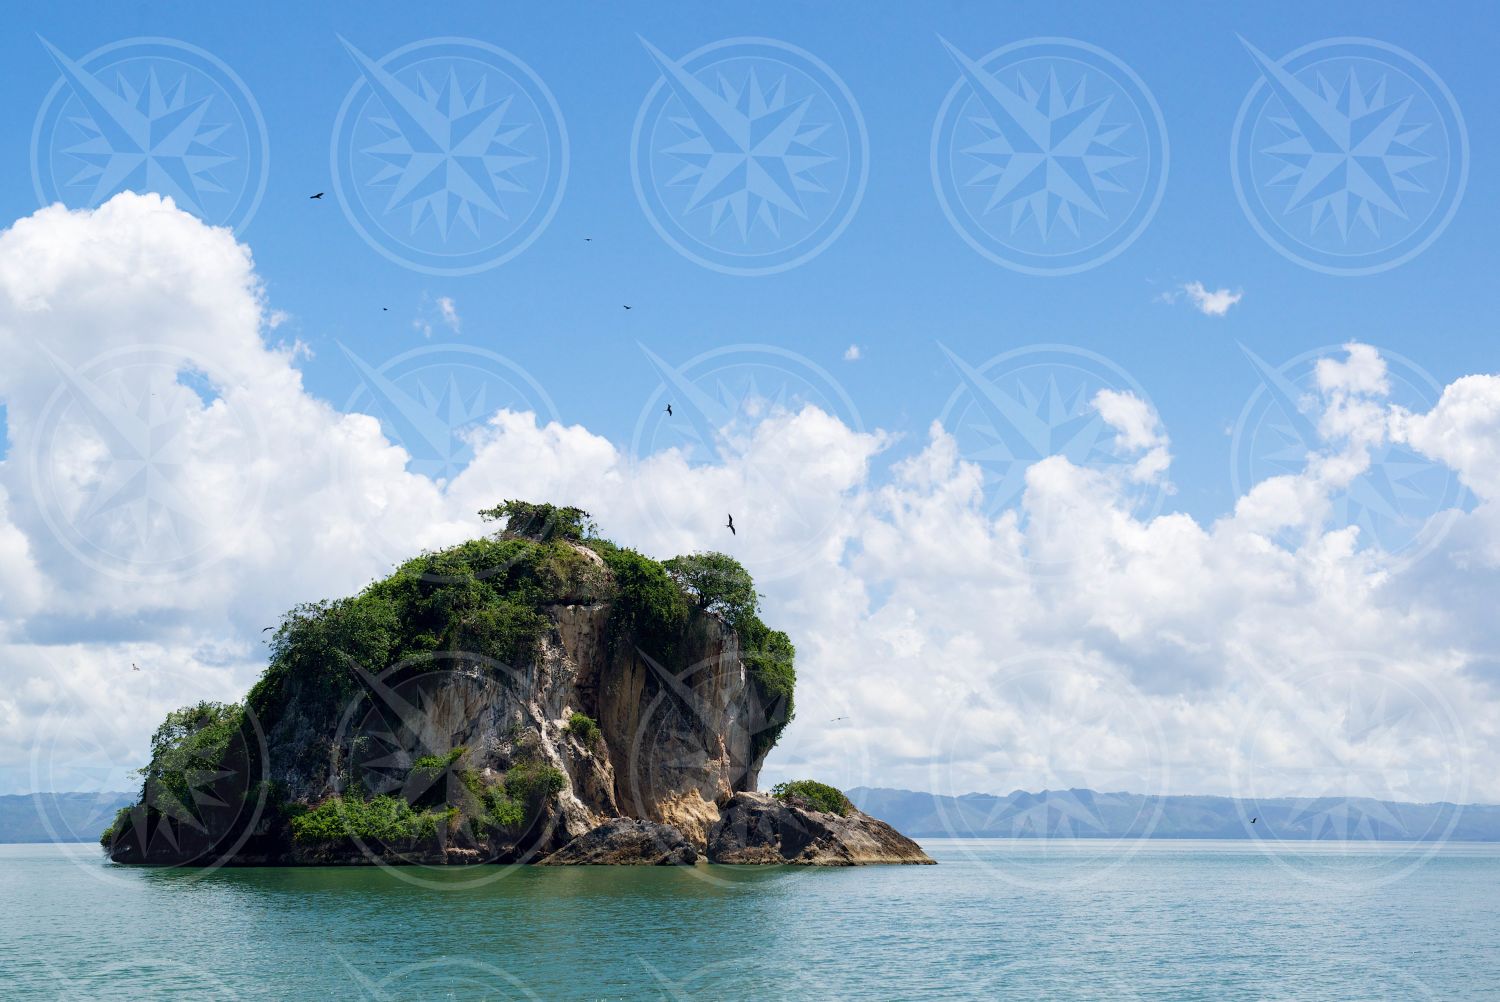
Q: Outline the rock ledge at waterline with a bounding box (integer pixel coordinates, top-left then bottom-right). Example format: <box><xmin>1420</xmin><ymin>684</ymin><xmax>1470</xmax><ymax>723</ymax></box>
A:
<box><xmin>102</xmin><ymin>502</ymin><xmax>930</xmax><ymax>868</ymax></box>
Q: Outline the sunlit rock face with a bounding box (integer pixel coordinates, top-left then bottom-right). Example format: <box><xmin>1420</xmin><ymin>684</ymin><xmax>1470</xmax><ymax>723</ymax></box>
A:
<box><xmin>107</xmin><ymin>527</ymin><xmax>784</xmax><ymax>867</ymax></box>
<box><xmin>708</xmin><ymin>792</ymin><xmax>936</xmax><ymax>866</ymax></box>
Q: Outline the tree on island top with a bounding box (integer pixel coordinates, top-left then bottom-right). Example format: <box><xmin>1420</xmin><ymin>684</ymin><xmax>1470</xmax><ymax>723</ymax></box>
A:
<box><xmin>107</xmin><ymin>500</ymin><xmax>799</xmax><ymax>861</ymax></box>
<box><xmin>479</xmin><ymin>500</ymin><xmax>596</xmax><ymax>542</ymax></box>
<box><xmin>662</xmin><ymin>551</ymin><xmax>759</xmax><ymax>629</ymax></box>
<box><xmin>772</xmin><ymin>780</ymin><xmax>854</xmax><ymax>817</ymax></box>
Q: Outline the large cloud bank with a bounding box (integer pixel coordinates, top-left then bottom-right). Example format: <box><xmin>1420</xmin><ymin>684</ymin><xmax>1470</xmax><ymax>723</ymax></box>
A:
<box><xmin>1</xmin><ymin>194</ymin><xmax>1496</xmax><ymax>812</ymax></box>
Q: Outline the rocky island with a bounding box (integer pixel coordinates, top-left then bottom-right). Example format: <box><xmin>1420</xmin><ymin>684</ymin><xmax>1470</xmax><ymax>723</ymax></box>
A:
<box><xmin>103</xmin><ymin>502</ymin><xmax>931</xmax><ymax>868</ymax></box>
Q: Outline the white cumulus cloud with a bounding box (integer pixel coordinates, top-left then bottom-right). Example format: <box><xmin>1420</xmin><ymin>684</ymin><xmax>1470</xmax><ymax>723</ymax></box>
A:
<box><xmin>1161</xmin><ymin>281</ymin><xmax>1243</xmax><ymax>317</ymax></box>
<box><xmin>1</xmin><ymin>194</ymin><xmax>1497</xmax><ymax>818</ymax></box>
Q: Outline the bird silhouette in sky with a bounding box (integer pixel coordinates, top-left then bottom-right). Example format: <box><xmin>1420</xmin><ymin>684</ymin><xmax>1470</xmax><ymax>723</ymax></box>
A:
<box><xmin>726</xmin><ymin>514</ymin><xmax>735</xmax><ymax>535</ymax></box>
<box><xmin>261</xmin><ymin>626</ymin><xmax>274</xmax><ymax>632</ymax></box>
<box><xmin>309</xmin><ymin>192</ymin><xmax>324</xmax><ymax>199</ymax></box>
<box><xmin>665</xmin><ymin>403</ymin><xmax>673</xmax><ymax>417</ymax></box>
<box><xmin>622</xmin><ymin>305</ymin><xmax>632</xmax><ymax>310</ymax></box>
<box><xmin>382</xmin><ymin>307</ymin><xmax>388</xmax><ymax>311</ymax></box>
<box><xmin>584</xmin><ymin>237</ymin><xmax>592</xmax><ymax>242</ymax></box>
<box><xmin>131</xmin><ymin>662</ymin><xmax>139</xmax><ymax>672</ymax></box>
<box><xmin>1250</xmin><ymin>817</ymin><xmax>1257</xmax><ymax>824</ymax></box>
<box><xmin>830</xmin><ymin>716</ymin><xmax>847</xmax><ymax>722</ymax></box>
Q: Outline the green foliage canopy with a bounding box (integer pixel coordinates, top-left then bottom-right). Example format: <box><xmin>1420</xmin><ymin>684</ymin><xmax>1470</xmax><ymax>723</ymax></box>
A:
<box><xmin>772</xmin><ymin>780</ymin><xmax>853</xmax><ymax>817</ymax></box>
<box><xmin>662</xmin><ymin>552</ymin><xmax>759</xmax><ymax>628</ymax></box>
<box><xmin>564</xmin><ymin>712</ymin><xmax>602</xmax><ymax>746</ymax></box>
<box><xmin>479</xmin><ymin>500</ymin><xmax>595</xmax><ymax>542</ymax></box>
<box><xmin>125</xmin><ymin>501</ymin><xmax>797</xmax><ymax>856</ymax></box>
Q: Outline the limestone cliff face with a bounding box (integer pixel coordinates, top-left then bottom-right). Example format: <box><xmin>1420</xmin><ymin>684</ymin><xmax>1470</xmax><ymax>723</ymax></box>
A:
<box><xmin>599</xmin><ymin>612</ymin><xmax>766</xmax><ymax>846</ymax></box>
<box><xmin>708</xmin><ymin>792</ymin><xmax>935</xmax><ymax>865</ymax></box>
<box><xmin>107</xmin><ymin>513</ymin><xmax>938</xmax><ymax>870</ymax></box>
<box><xmin>165</xmin><ymin>540</ymin><xmax>778</xmax><ymax>865</ymax></box>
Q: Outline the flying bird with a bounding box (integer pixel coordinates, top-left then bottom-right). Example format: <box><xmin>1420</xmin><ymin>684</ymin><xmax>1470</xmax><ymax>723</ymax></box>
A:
<box><xmin>622</xmin><ymin>305</ymin><xmax>632</xmax><ymax>310</ymax></box>
<box><xmin>830</xmin><ymin>716</ymin><xmax>847</xmax><ymax>722</ymax></box>
<box><xmin>725</xmin><ymin>514</ymin><xmax>735</xmax><ymax>535</ymax></box>
<box><xmin>309</xmin><ymin>192</ymin><xmax>324</xmax><ymax>199</ymax></box>
<box><xmin>382</xmin><ymin>307</ymin><xmax>388</xmax><ymax>311</ymax></box>
<box><xmin>665</xmin><ymin>403</ymin><xmax>673</xmax><ymax>417</ymax></box>
<box><xmin>131</xmin><ymin>663</ymin><xmax>139</xmax><ymax>672</ymax></box>
<box><xmin>1250</xmin><ymin>817</ymin><xmax>1257</xmax><ymax>824</ymax></box>
<box><xmin>261</xmin><ymin>626</ymin><xmax>274</xmax><ymax>632</ymax></box>
<box><xmin>584</xmin><ymin>237</ymin><xmax>592</xmax><ymax>242</ymax></box>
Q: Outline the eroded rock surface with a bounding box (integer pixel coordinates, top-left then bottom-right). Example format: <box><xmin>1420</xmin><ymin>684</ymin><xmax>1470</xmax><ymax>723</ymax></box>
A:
<box><xmin>708</xmin><ymin>792</ymin><xmax>935</xmax><ymax>865</ymax></box>
<box><xmin>539</xmin><ymin>818</ymin><xmax>698</xmax><ymax>865</ymax></box>
<box><xmin>116</xmin><ymin>534</ymin><xmax>786</xmax><ymax>866</ymax></box>
<box><xmin>104</xmin><ymin>510</ymin><xmax>929</xmax><ymax>870</ymax></box>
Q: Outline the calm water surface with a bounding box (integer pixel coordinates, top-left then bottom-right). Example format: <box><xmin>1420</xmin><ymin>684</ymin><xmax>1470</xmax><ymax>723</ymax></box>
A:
<box><xmin>2</xmin><ymin>839</ymin><xmax>1498</xmax><ymax>999</ymax></box>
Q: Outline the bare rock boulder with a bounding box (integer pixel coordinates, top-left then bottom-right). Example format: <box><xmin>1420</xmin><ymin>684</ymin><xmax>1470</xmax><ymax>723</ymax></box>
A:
<box><xmin>707</xmin><ymin>792</ymin><xmax>935</xmax><ymax>865</ymax></box>
<box><xmin>538</xmin><ymin>818</ymin><xmax>699</xmax><ymax>865</ymax></box>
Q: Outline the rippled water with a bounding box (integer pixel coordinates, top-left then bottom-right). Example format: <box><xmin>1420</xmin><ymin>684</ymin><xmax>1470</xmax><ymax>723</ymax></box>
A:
<box><xmin>2</xmin><ymin>839</ymin><xmax>1498</xmax><ymax>999</ymax></box>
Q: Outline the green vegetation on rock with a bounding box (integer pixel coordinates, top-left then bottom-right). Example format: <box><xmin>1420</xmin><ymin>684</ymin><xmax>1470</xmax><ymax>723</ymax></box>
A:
<box><xmin>663</xmin><ymin>552</ymin><xmax>759</xmax><ymax>627</ymax></box>
<box><xmin>290</xmin><ymin>795</ymin><xmax>456</xmax><ymax>846</ymax></box>
<box><xmin>102</xmin><ymin>700</ymin><xmax>256</xmax><ymax>848</ymax></box>
<box><xmin>661</xmin><ymin>551</ymin><xmax>796</xmax><ymax>754</ymax></box>
<box><xmin>479</xmin><ymin>500</ymin><xmax>595</xmax><ymax>542</ymax></box>
<box><xmin>772</xmin><ymin>780</ymin><xmax>854</xmax><ymax>817</ymax></box>
<box><xmin>245</xmin><ymin>531</ymin><xmax>608</xmax><ymax>735</ymax></box>
<box><xmin>117</xmin><ymin>500</ymin><xmax>796</xmax><ymax>863</ymax></box>
<box><xmin>564</xmin><ymin>712</ymin><xmax>602</xmax><ymax>746</ymax></box>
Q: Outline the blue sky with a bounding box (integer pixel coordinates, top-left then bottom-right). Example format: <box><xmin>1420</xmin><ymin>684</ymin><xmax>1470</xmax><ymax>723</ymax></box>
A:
<box><xmin>2</xmin><ymin>0</ymin><xmax>1494</xmax><ymax>524</ymax></box>
<box><xmin>5</xmin><ymin>1</ymin><xmax>1500</xmax><ymax>805</ymax></box>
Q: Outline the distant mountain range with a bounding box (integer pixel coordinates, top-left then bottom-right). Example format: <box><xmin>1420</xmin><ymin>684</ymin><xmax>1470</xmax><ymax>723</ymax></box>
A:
<box><xmin>0</xmin><ymin>792</ymin><xmax>134</xmax><ymax>844</ymax></box>
<box><xmin>7</xmin><ymin>788</ymin><xmax>1500</xmax><ymax>844</ymax></box>
<box><xmin>848</xmin><ymin>788</ymin><xmax>1500</xmax><ymax>841</ymax></box>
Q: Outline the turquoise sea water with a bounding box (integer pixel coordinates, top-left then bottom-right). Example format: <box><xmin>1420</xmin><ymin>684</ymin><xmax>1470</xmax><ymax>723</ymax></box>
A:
<box><xmin>2</xmin><ymin>839</ymin><xmax>1498</xmax><ymax>999</ymax></box>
